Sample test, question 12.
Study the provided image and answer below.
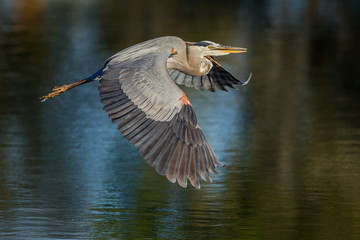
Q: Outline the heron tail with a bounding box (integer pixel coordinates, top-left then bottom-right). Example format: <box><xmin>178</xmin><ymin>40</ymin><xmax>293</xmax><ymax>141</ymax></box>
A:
<box><xmin>40</xmin><ymin>66</ymin><xmax>106</xmax><ymax>102</ymax></box>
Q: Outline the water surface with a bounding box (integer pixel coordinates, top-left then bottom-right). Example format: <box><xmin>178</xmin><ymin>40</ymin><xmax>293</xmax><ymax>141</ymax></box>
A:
<box><xmin>1</xmin><ymin>0</ymin><xmax>360</xmax><ymax>239</ymax></box>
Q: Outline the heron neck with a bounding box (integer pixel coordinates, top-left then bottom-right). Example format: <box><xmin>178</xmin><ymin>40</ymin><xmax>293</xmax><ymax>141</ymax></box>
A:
<box><xmin>167</xmin><ymin>54</ymin><xmax>212</xmax><ymax>77</ymax></box>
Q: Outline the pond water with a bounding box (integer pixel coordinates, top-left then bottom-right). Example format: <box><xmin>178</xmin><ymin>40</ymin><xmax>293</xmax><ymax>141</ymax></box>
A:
<box><xmin>1</xmin><ymin>0</ymin><xmax>360</xmax><ymax>239</ymax></box>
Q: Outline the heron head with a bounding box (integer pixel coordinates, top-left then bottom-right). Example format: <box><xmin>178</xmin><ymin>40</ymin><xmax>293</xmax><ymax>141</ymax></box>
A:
<box><xmin>189</xmin><ymin>41</ymin><xmax>247</xmax><ymax>57</ymax></box>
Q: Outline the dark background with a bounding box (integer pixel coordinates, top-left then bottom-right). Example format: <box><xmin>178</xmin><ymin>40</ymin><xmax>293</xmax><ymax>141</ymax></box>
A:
<box><xmin>1</xmin><ymin>0</ymin><xmax>360</xmax><ymax>239</ymax></box>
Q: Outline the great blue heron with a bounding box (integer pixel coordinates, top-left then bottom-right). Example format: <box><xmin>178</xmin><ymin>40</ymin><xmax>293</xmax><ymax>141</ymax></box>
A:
<box><xmin>41</xmin><ymin>36</ymin><xmax>251</xmax><ymax>189</ymax></box>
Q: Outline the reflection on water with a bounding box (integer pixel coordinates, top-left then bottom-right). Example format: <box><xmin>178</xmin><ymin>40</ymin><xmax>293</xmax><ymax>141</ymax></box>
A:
<box><xmin>1</xmin><ymin>0</ymin><xmax>360</xmax><ymax>239</ymax></box>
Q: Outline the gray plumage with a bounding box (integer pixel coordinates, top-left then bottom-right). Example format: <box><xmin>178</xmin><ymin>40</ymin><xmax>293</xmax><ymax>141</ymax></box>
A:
<box><xmin>41</xmin><ymin>36</ymin><xmax>251</xmax><ymax>189</ymax></box>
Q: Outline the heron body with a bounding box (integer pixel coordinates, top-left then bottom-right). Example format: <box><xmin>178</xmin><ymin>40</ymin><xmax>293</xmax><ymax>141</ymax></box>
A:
<box><xmin>41</xmin><ymin>36</ymin><xmax>251</xmax><ymax>189</ymax></box>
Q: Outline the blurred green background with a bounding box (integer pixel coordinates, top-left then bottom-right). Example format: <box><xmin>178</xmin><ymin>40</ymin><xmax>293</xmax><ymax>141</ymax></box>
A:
<box><xmin>1</xmin><ymin>0</ymin><xmax>360</xmax><ymax>239</ymax></box>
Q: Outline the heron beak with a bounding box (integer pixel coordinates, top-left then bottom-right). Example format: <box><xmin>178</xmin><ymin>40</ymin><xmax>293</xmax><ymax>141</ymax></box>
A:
<box><xmin>213</xmin><ymin>45</ymin><xmax>247</xmax><ymax>53</ymax></box>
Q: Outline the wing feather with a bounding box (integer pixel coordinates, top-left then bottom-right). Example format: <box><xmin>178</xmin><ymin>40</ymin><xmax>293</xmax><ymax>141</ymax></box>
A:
<box><xmin>165</xmin><ymin>141</ymin><xmax>183</xmax><ymax>183</ymax></box>
<box><xmin>98</xmin><ymin>37</ymin><xmax>222</xmax><ymax>189</ymax></box>
<box><xmin>155</xmin><ymin>134</ymin><xmax>177</xmax><ymax>175</ymax></box>
<box><xmin>169</xmin><ymin>56</ymin><xmax>251</xmax><ymax>91</ymax></box>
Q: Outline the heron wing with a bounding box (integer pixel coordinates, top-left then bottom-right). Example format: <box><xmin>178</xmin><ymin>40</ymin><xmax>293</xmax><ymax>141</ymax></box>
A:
<box><xmin>98</xmin><ymin>46</ymin><xmax>221</xmax><ymax>189</ymax></box>
<box><xmin>169</xmin><ymin>56</ymin><xmax>251</xmax><ymax>92</ymax></box>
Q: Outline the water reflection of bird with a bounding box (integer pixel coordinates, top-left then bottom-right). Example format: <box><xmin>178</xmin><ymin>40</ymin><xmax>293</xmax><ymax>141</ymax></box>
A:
<box><xmin>41</xmin><ymin>36</ymin><xmax>251</xmax><ymax>189</ymax></box>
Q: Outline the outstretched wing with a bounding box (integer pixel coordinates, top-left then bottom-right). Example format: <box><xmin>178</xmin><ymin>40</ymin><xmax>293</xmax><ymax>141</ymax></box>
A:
<box><xmin>169</xmin><ymin>56</ymin><xmax>251</xmax><ymax>92</ymax></box>
<box><xmin>98</xmin><ymin>43</ymin><xmax>221</xmax><ymax>189</ymax></box>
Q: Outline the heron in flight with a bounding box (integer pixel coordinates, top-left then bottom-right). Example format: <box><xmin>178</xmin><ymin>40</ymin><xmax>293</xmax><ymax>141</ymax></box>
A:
<box><xmin>41</xmin><ymin>36</ymin><xmax>251</xmax><ymax>189</ymax></box>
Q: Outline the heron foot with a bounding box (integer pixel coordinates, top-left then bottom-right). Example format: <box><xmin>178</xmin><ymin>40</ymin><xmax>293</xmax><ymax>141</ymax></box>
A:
<box><xmin>40</xmin><ymin>79</ymin><xmax>88</xmax><ymax>102</ymax></box>
<box><xmin>40</xmin><ymin>85</ymin><xmax>69</xmax><ymax>102</ymax></box>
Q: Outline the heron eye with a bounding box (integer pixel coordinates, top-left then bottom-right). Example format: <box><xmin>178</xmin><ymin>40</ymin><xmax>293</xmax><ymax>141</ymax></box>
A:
<box><xmin>208</xmin><ymin>46</ymin><xmax>213</xmax><ymax>50</ymax></box>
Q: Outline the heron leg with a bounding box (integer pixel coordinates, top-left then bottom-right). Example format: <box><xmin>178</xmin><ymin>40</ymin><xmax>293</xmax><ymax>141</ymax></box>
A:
<box><xmin>40</xmin><ymin>79</ymin><xmax>88</xmax><ymax>102</ymax></box>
